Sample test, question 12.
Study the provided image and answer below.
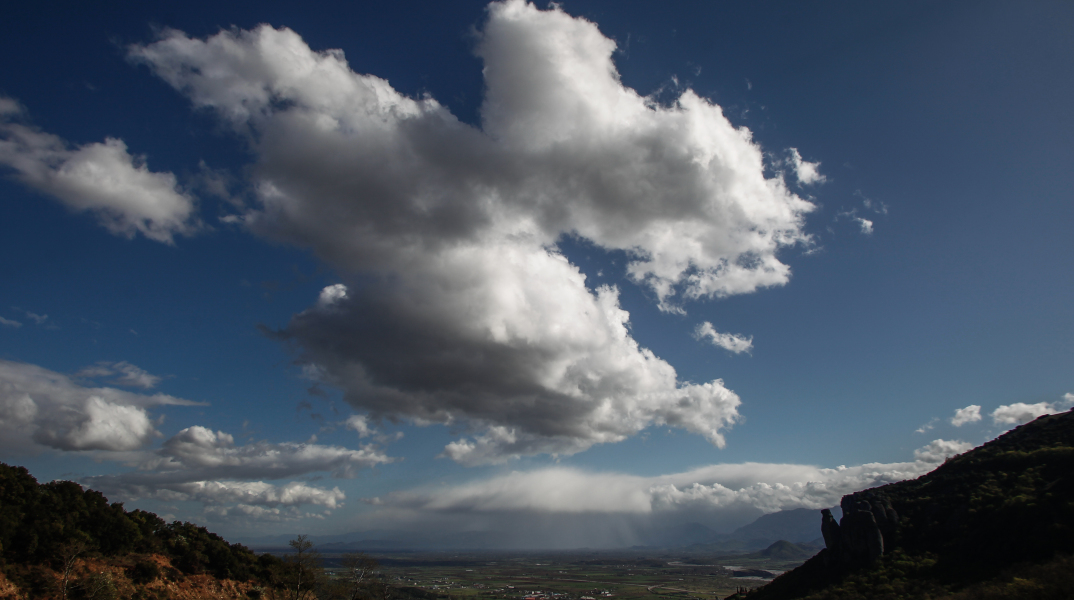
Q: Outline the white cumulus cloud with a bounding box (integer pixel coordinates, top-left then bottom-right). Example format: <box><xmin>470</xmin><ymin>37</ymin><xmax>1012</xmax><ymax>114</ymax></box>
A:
<box><xmin>0</xmin><ymin>98</ymin><xmax>198</xmax><ymax>243</ymax></box>
<box><xmin>913</xmin><ymin>438</ymin><xmax>973</xmax><ymax>463</ymax></box>
<box><xmin>950</xmin><ymin>404</ymin><xmax>982</xmax><ymax>427</ymax></box>
<box><xmin>127</xmin><ymin>0</ymin><xmax>818</xmax><ymax>464</ymax></box>
<box><xmin>991</xmin><ymin>394</ymin><xmax>1074</xmax><ymax>427</ymax></box>
<box><xmin>34</xmin><ymin>396</ymin><xmax>158</xmax><ymax>452</ymax></box>
<box><xmin>693</xmin><ymin>321</ymin><xmax>753</xmax><ymax>354</ymax></box>
<box><xmin>0</xmin><ymin>359</ymin><xmax>201</xmax><ymax>453</ymax></box>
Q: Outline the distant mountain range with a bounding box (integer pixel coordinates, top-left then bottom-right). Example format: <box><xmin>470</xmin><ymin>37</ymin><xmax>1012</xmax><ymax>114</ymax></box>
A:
<box><xmin>239</xmin><ymin>506</ymin><xmax>834</xmax><ymax>552</ymax></box>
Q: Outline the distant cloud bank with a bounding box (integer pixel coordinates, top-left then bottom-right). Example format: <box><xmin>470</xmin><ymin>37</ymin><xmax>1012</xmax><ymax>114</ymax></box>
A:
<box><xmin>353</xmin><ymin>437</ymin><xmax>970</xmax><ymax>547</ymax></box>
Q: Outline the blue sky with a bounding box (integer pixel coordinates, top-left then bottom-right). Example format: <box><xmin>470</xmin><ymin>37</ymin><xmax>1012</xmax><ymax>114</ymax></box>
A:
<box><xmin>1</xmin><ymin>0</ymin><xmax>1072</xmax><ymax>547</ymax></box>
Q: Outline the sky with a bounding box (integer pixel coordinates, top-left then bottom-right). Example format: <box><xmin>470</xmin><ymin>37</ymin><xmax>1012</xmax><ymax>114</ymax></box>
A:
<box><xmin>1</xmin><ymin>0</ymin><xmax>1072</xmax><ymax>548</ymax></box>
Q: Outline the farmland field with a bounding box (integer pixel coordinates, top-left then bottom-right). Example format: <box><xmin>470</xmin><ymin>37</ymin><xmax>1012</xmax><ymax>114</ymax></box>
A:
<box><xmin>318</xmin><ymin>550</ymin><xmax>813</xmax><ymax>600</ymax></box>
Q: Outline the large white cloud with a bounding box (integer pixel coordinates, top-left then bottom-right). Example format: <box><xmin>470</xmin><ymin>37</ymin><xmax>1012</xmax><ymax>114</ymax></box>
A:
<box><xmin>0</xmin><ymin>99</ymin><xmax>198</xmax><ymax>243</ymax></box>
<box><xmin>0</xmin><ymin>359</ymin><xmax>201</xmax><ymax>453</ymax></box>
<box><xmin>128</xmin><ymin>0</ymin><xmax>817</xmax><ymax>463</ymax></box>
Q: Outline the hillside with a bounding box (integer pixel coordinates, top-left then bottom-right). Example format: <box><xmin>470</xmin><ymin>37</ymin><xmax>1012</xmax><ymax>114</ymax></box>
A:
<box><xmin>742</xmin><ymin>410</ymin><xmax>1074</xmax><ymax>600</ymax></box>
<box><xmin>754</xmin><ymin>541</ymin><xmax>816</xmax><ymax>561</ymax></box>
<box><xmin>0</xmin><ymin>463</ymin><xmax>421</xmax><ymax>600</ymax></box>
<box><xmin>0</xmin><ymin>462</ymin><xmax>289</xmax><ymax>600</ymax></box>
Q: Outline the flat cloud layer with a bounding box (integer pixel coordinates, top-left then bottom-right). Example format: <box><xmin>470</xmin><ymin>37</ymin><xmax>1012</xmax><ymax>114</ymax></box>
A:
<box><xmin>85</xmin><ymin>425</ymin><xmax>393</xmax><ymax>523</ymax></box>
<box><xmin>379</xmin><ymin>439</ymin><xmax>966</xmax><ymax>515</ymax></box>
<box><xmin>127</xmin><ymin>0</ymin><xmax>815</xmax><ymax>464</ymax></box>
<box><xmin>357</xmin><ymin>438</ymin><xmax>969</xmax><ymax>547</ymax></box>
<box><xmin>92</xmin><ymin>424</ymin><xmax>394</xmax><ymax>484</ymax></box>
<box><xmin>0</xmin><ymin>360</ymin><xmax>200</xmax><ymax>453</ymax></box>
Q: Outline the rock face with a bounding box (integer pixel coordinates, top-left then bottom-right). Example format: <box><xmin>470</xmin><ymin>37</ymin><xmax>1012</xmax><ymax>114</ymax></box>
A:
<box><xmin>820</xmin><ymin>491</ymin><xmax>898</xmax><ymax>567</ymax></box>
<box><xmin>820</xmin><ymin>509</ymin><xmax>840</xmax><ymax>550</ymax></box>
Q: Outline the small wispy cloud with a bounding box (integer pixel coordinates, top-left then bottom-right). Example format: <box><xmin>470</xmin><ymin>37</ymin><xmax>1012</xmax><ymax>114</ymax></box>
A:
<box><xmin>345</xmin><ymin>414</ymin><xmax>375</xmax><ymax>438</ymax></box>
<box><xmin>76</xmin><ymin>360</ymin><xmax>163</xmax><ymax>389</ymax></box>
<box><xmin>0</xmin><ymin>316</ymin><xmax>21</xmax><ymax>328</ymax></box>
<box><xmin>787</xmin><ymin>148</ymin><xmax>826</xmax><ymax>186</ymax></box>
<box><xmin>835</xmin><ymin>207</ymin><xmax>876</xmax><ymax>236</ymax></box>
<box><xmin>693</xmin><ymin>322</ymin><xmax>754</xmax><ymax>354</ymax></box>
<box><xmin>855</xmin><ymin>190</ymin><xmax>889</xmax><ymax>215</ymax></box>
<box><xmin>24</xmin><ymin>311</ymin><xmax>48</xmax><ymax>325</ymax></box>
<box><xmin>915</xmin><ymin>417</ymin><xmax>938</xmax><ymax>434</ymax></box>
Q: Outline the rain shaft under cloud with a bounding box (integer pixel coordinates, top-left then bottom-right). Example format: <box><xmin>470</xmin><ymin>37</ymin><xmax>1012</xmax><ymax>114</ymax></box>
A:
<box><xmin>128</xmin><ymin>0</ymin><xmax>817</xmax><ymax>464</ymax></box>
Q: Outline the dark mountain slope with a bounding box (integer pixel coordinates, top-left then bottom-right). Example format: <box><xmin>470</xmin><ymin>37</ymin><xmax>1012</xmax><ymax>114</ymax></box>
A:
<box><xmin>744</xmin><ymin>409</ymin><xmax>1074</xmax><ymax>600</ymax></box>
<box><xmin>756</xmin><ymin>541</ymin><xmax>816</xmax><ymax>561</ymax></box>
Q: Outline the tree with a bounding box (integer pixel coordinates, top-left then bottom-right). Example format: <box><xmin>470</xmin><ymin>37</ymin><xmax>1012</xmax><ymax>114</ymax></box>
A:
<box><xmin>280</xmin><ymin>535</ymin><xmax>322</xmax><ymax>600</ymax></box>
<box><xmin>75</xmin><ymin>571</ymin><xmax>117</xmax><ymax>600</ymax></box>
<box><xmin>57</xmin><ymin>539</ymin><xmax>91</xmax><ymax>600</ymax></box>
<box><xmin>340</xmin><ymin>553</ymin><xmax>382</xmax><ymax>600</ymax></box>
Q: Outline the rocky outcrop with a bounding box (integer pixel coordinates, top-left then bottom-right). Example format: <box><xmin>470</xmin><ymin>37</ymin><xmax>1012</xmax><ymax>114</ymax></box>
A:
<box><xmin>820</xmin><ymin>491</ymin><xmax>898</xmax><ymax>568</ymax></box>
<box><xmin>820</xmin><ymin>509</ymin><xmax>839</xmax><ymax>550</ymax></box>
